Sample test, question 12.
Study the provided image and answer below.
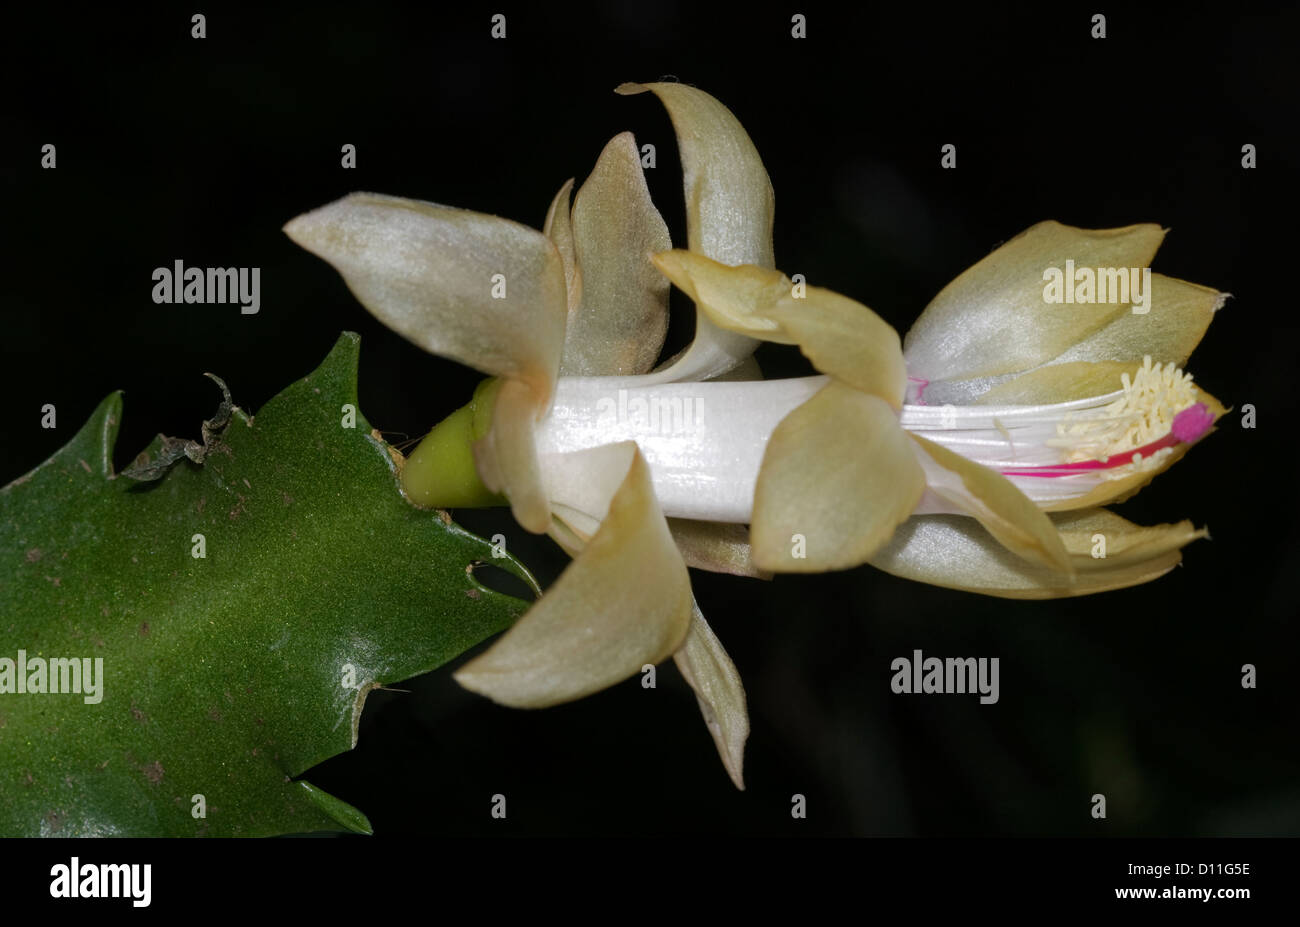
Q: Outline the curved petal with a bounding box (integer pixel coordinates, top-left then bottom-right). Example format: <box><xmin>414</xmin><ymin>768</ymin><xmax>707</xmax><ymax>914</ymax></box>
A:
<box><xmin>950</xmin><ymin>276</ymin><xmax>1226</xmax><ymax>406</ymax></box>
<box><xmin>971</xmin><ymin>360</ymin><xmax>1140</xmax><ymax>405</ymax></box>
<box><xmin>617</xmin><ymin>81</ymin><xmax>775</xmax><ymax>381</ymax></box>
<box><xmin>869</xmin><ymin>509</ymin><xmax>1207</xmax><ymax>599</ymax></box>
<box><xmin>455</xmin><ymin>443</ymin><xmax>693</xmax><ymax>707</ymax></box>
<box><xmin>472</xmin><ymin>378</ymin><xmax>552</xmax><ymax>534</ymax></box>
<box><xmin>542</xmin><ymin>178</ymin><xmax>580</xmax><ymax>315</ymax></box>
<box><xmin>652</xmin><ymin>250</ymin><xmax>907</xmax><ymax>407</ymax></box>
<box><xmin>284</xmin><ymin>192</ymin><xmax>567</xmax><ymax>402</ymax></box>
<box><xmin>752</xmin><ymin>382</ymin><xmax>926</xmax><ymax>572</ymax></box>
<box><xmin>562</xmin><ymin>132</ymin><xmax>672</xmax><ymax>377</ymax></box>
<box><xmin>673</xmin><ymin>602</ymin><xmax>749</xmax><ymax>790</ymax></box>
<box><xmin>909</xmin><ymin>434</ymin><xmax>1074</xmax><ymax>575</ymax></box>
<box><xmin>668</xmin><ymin>518</ymin><xmax>771</xmax><ymax>579</ymax></box>
<box><xmin>766</xmin><ymin>289</ymin><xmax>907</xmax><ymax>409</ymax></box>
<box><xmin>1048</xmin><ymin>274</ymin><xmax>1227</xmax><ymax>368</ymax></box>
<box><xmin>903</xmin><ymin>221</ymin><xmax>1166</xmax><ymax>383</ymax></box>
<box><xmin>650</xmin><ymin>250</ymin><xmax>793</xmax><ymax>343</ymax></box>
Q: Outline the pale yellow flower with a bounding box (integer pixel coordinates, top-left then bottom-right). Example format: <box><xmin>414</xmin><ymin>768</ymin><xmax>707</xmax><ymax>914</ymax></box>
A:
<box><xmin>284</xmin><ymin>80</ymin><xmax>1226</xmax><ymax>788</ymax></box>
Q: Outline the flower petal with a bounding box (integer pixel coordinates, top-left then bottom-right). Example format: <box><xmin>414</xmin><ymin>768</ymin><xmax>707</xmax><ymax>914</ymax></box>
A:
<box><xmin>909</xmin><ymin>434</ymin><xmax>1074</xmax><ymax>575</ymax></box>
<box><xmin>284</xmin><ymin>192</ymin><xmax>567</xmax><ymax>402</ymax></box>
<box><xmin>668</xmin><ymin>518</ymin><xmax>771</xmax><ymax>578</ymax></box>
<box><xmin>542</xmin><ymin>178</ymin><xmax>580</xmax><ymax>314</ymax></box>
<box><xmin>472</xmin><ymin>378</ymin><xmax>552</xmax><ymax>534</ymax></box>
<box><xmin>652</xmin><ymin>250</ymin><xmax>907</xmax><ymax>407</ymax></box>
<box><xmin>752</xmin><ymin>382</ymin><xmax>925</xmax><ymax>572</ymax></box>
<box><xmin>455</xmin><ymin>443</ymin><xmax>693</xmax><ymax>707</ymax></box>
<box><xmin>561</xmin><ymin>132</ymin><xmax>672</xmax><ymax>377</ymax></box>
<box><xmin>903</xmin><ymin>221</ymin><xmax>1166</xmax><ymax>383</ymax></box>
<box><xmin>869</xmin><ymin>509</ymin><xmax>1206</xmax><ymax>599</ymax></box>
<box><xmin>765</xmin><ymin>289</ymin><xmax>907</xmax><ymax>409</ymax></box>
<box><xmin>650</xmin><ymin>250</ymin><xmax>793</xmax><ymax>343</ymax></box>
<box><xmin>617</xmin><ymin>81</ymin><xmax>775</xmax><ymax>381</ymax></box>
<box><xmin>970</xmin><ymin>360</ymin><xmax>1140</xmax><ymax>405</ymax></box>
<box><xmin>673</xmin><ymin>603</ymin><xmax>749</xmax><ymax>790</ymax></box>
<box><xmin>1048</xmin><ymin>274</ymin><xmax>1227</xmax><ymax>368</ymax></box>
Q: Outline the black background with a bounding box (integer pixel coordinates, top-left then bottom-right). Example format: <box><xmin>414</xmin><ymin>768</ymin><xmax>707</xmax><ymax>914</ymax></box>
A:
<box><xmin>5</xmin><ymin>1</ymin><xmax>1298</xmax><ymax>836</ymax></box>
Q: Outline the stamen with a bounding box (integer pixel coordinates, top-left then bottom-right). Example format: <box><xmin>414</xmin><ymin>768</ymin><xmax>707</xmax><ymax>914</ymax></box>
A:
<box><xmin>1000</xmin><ymin>403</ymin><xmax>1210</xmax><ymax>476</ymax></box>
<box><xmin>1003</xmin><ymin>357</ymin><xmax>1208</xmax><ymax>480</ymax></box>
<box><xmin>900</xmin><ymin>356</ymin><xmax>1213</xmax><ymax>507</ymax></box>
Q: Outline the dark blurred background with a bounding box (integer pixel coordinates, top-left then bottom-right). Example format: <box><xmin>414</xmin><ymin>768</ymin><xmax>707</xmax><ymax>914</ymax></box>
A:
<box><xmin>4</xmin><ymin>1</ymin><xmax>1297</xmax><ymax>835</ymax></box>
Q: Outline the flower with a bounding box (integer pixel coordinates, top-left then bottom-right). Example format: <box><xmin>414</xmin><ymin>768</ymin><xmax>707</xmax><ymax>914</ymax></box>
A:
<box><xmin>284</xmin><ymin>80</ymin><xmax>1227</xmax><ymax>787</ymax></box>
<box><xmin>648</xmin><ymin>218</ymin><xmax>1227</xmax><ymax>596</ymax></box>
<box><xmin>286</xmin><ymin>81</ymin><xmax>772</xmax><ymax>788</ymax></box>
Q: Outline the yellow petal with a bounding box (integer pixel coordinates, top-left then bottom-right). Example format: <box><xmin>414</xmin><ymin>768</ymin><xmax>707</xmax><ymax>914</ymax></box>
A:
<box><xmin>668</xmin><ymin>518</ymin><xmax>772</xmax><ymax>579</ymax></box>
<box><xmin>284</xmin><ymin>193</ymin><xmax>566</xmax><ymax>402</ymax></box>
<box><xmin>563</xmin><ymin>132</ymin><xmax>672</xmax><ymax>377</ymax></box>
<box><xmin>1049</xmin><ymin>274</ymin><xmax>1227</xmax><ymax>368</ymax></box>
<box><xmin>618</xmin><ymin>81</ymin><xmax>775</xmax><ymax>381</ymax></box>
<box><xmin>650</xmin><ymin>250</ymin><xmax>793</xmax><ymax>343</ymax></box>
<box><xmin>673</xmin><ymin>603</ymin><xmax>749</xmax><ymax>790</ymax></box>
<box><xmin>1040</xmin><ymin>386</ymin><xmax>1227</xmax><ymax>512</ymax></box>
<box><xmin>472</xmin><ymin>378</ymin><xmax>551</xmax><ymax>534</ymax></box>
<box><xmin>972</xmin><ymin>360</ymin><xmax>1140</xmax><ymax>405</ymax></box>
<box><xmin>752</xmin><ymin>382</ymin><xmax>925</xmax><ymax>572</ymax></box>
<box><xmin>455</xmin><ymin>444</ymin><xmax>693</xmax><ymax>707</ymax></box>
<box><xmin>765</xmin><ymin>287</ymin><xmax>907</xmax><ymax>408</ymax></box>
<box><xmin>903</xmin><ymin>221</ymin><xmax>1166</xmax><ymax>383</ymax></box>
<box><xmin>909</xmin><ymin>434</ymin><xmax>1074</xmax><ymax>575</ymax></box>
<box><xmin>869</xmin><ymin>509</ymin><xmax>1206</xmax><ymax>599</ymax></box>
<box><xmin>651</xmin><ymin>250</ymin><xmax>907</xmax><ymax>407</ymax></box>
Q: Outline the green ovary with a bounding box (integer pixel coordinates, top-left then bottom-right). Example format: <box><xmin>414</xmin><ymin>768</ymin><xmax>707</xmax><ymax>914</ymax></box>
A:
<box><xmin>400</xmin><ymin>378</ymin><xmax>505</xmax><ymax>509</ymax></box>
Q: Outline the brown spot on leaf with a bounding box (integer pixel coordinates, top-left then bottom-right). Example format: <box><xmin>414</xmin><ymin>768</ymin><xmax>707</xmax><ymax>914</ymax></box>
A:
<box><xmin>130</xmin><ymin>702</ymin><xmax>148</xmax><ymax>724</ymax></box>
<box><xmin>44</xmin><ymin>811</ymin><xmax>63</xmax><ymax>832</ymax></box>
<box><xmin>197</xmin><ymin>496</ymin><xmax>206</xmax><ymax>514</ymax></box>
<box><xmin>438</xmin><ymin>509</ymin><xmax>453</xmax><ymax>526</ymax></box>
<box><xmin>281</xmin><ymin>492</ymin><xmax>293</xmax><ymax>506</ymax></box>
<box><xmin>141</xmin><ymin>761</ymin><xmax>164</xmax><ymax>785</ymax></box>
<box><xmin>45</xmin><ymin>575</ymin><xmax>61</xmax><ymax>587</ymax></box>
<box><xmin>465</xmin><ymin>588</ymin><xmax>481</xmax><ymax>600</ymax></box>
<box><xmin>79</xmin><ymin>459</ymin><xmax>91</xmax><ymax>473</ymax></box>
<box><xmin>24</xmin><ymin>548</ymin><xmax>42</xmax><ymax>563</ymax></box>
<box><xmin>208</xmin><ymin>708</ymin><xmax>222</xmax><ymax>722</ymax></box>
<box><xmin>139</xmin><ymin>622</ymin><xmax>150</xmax><ymax>637</ymax></box>
<box><xmin>229</xmin><ymin>493</ymin><xmax>247</xmax><ymax>520</ymax></box>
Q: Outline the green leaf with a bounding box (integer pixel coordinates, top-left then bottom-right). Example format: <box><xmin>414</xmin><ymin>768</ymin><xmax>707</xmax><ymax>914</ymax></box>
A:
<box><xmin>0</xmin><ymin>333</ymin><xmax>534</xmax><ymax>836</ymax></box>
